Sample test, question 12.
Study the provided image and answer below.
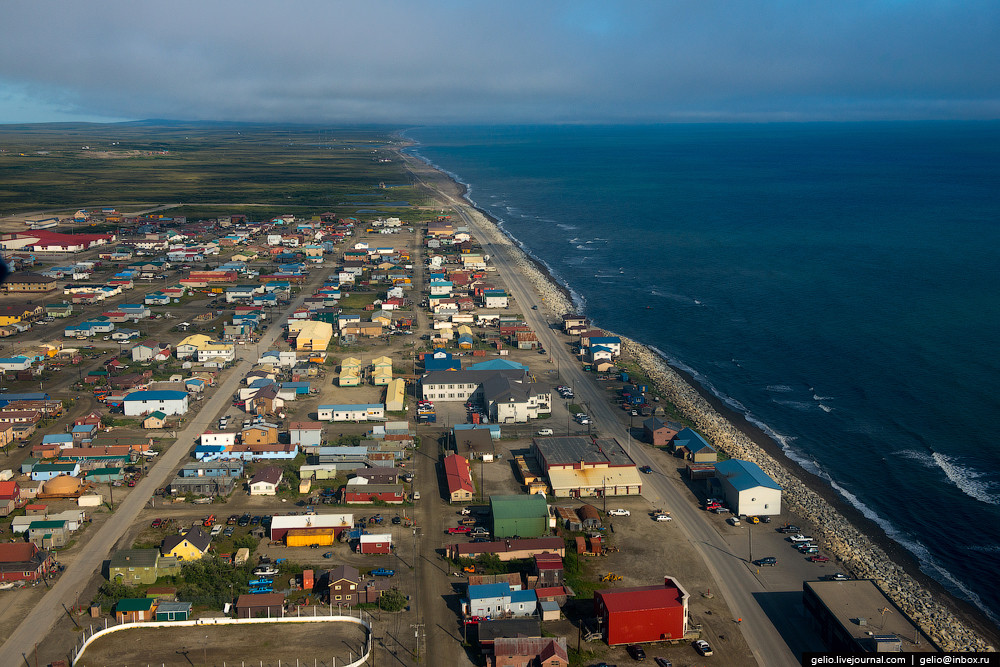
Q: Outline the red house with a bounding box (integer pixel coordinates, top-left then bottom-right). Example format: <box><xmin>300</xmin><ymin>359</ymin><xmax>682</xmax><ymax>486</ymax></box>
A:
<box><xmin>0</xmin><ymin>542</ymin><xmax>52</xmax><ymax>582</ymax></box>
<box><xmin>358</xmin><ymin>533</ymin><xmax>392</xmax><ymax>555</ymax></box>
<box><xmin>594</xmin><ymin>577</ymin><xmax>690</xmax><ymax>646</ymax></box>
<box><xmin>342</xmin><ymin>484</ymin><xmax>405</xmax><ymax>504</ymax></box>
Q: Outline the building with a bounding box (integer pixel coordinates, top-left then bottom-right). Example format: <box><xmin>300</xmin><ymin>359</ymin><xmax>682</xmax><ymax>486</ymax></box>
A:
<box><xmin>115</xmin><ymin>598</ymin><xmax>157</xmax><ymax>623</ymax></box>
<box><xmin>3</xmin><ymin>273</ymin><xmax>57</xmax><ymax>293</ymax></box>
<box><xmin>444</xmin><ymin>454</ymin><xmax>475</xmax><ymax>503</ymax></box>
<box><xmin>289</xmin><ymin>421</ymin><xmax>324</xmax><ymax>448</ymax></box>
<box><xmin>448</xmin><ymin>537</ymin><xmax>565</xmax><ymax>562</ymax></box>
<box><xmin>326</xmin><ymin>564</ymin><xmax>361</xmax><ymax>605</ymax></box>
<box><xmin>342</xmin><ymin>481</ymin><xmax>405</xmax><ymax>504</ymax></box>
<box><xmin>154</xmin><ymin>601</ymin><xmax>192</xmax><ymax>621</ymax></box>
<box><xmin>384</xmin><ymin>378</ymin><xmax>406</xmax><ymax>412</ymax></box>
<box><xmin>0</xmin><ymin>542</ymin><xmax>51</xmax><ymax>583</ymax></box>
<box><xmin>358</xmin><ymin>533</ymin><xmax>392</xmax><ymax>555</ymax></box>
<box><xmin>714</xmin><ymin>459</ymin><xmax>782</xmax><ymax>516</ymax></box>
<box><xmin>269</xmin><ymin>513</ymin><xmax>353</xmax><ymax>541</ymax></box>
<box><xmin>249</xmin><ymin>466</ymin><xmax>283</xmax><ymax>495</ymax></box>
<box><xmin>490</xmin><ymin>495</ymin><xmax>549</xmax><ymax>539</ymax></box>
<box><xmin>420</xmin><ymin>368</ymin><xmax>527</xmax><ymax>403</ymax></box>
<box><xmin>236</xmin><ymin>592</ymin><xmax>285</xmax><ymax>618</ymax></box>
<box><xmin>803</xmin><ymin>579</ymin><xmax>936</xmax><ymax>653</ymax></box>
<box><xmin>122</xmin><ymin>390</ymin><xmax>189</xmax><ymax>417</ymax></box>
<box><xmin>594</xmin><ymin>577</ymin><xmax>691</xmax><ymax>646</ymax></box>
<box><xmin>531</xmin><ymin>437</ymin><xmax>642</xmax><ymax>498</ymax></box>
<box><xmin>643</xmin><ymin>417</ymin><xmax>681</xmax><ymax>447</ymax></box>
<box><xmin>671</xmin><ymin>427</ymin><xmax>717</xmax><ymax>462</ymax></box>
<box><xmin>27</xmin><ymin>520</ymin><xmax>69</xmax><ymax>548</ymax></box>
<box><xmin>465</xmin><ymin>583</ymin><xmax>538</xmax><ymax>618</ymax></box>
<box><xmin>161</xmin><ymin>528</ymin><xmax>212</xmax><ymax>561</ymax></box>
<box><xmin>490</xmin><ymin>637</ymin><xmax>568</xmax><ymax>667</ymax></box>
<box><xmin>108</xmin><ymin>549</ymin><xmax>179</xmax><ymax>585</ymax></box>
<box><xmin>317</xmin><ymin>404</ymin><xmax>385</xmax><ymax>422</ymax></box>
<box><xmin>287</xmin><ymin>320</ymin><xmax>333</xmax><ymax>351</ymax></box>
<box><xmin>142</xmin><ymin>411</ymin><xmax>167</xmax><ymax>429</ymax></box>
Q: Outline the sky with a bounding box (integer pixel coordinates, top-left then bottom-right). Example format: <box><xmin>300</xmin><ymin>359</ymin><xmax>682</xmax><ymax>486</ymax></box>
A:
<box><xmin>2</xmin><ymin>0</ymin><xmax>999</xmax><ymax>125</ymax></box>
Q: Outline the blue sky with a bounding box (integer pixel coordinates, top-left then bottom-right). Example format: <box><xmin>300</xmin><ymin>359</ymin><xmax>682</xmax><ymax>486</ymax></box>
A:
<box><xmin>1</xmin><ymin>0</ymin><xmax>998</xmax><ymax>124</ymax></box>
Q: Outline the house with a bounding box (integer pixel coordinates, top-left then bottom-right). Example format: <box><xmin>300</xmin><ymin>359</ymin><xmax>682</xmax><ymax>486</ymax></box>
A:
<box><xmin>490</xmin><ymin>637</ymin><xmax>568</xmax><ymax>667</ymax></box>
<box><xmin>108</xmin><ymin>549</ymin><xmax>179</xmax><ymax>585</ymax></box>
<box><xmin>464</xmin><ymin>583</ymin><xmax>537</xmax><ymax>618</ymax></box>
<box><xmin>594</xmin><ymin>577</ymin><xmax>691</xmax><ymax>646</ymax></box>
<box><xmin>444</xmin><ymin>454</ymin><xmax>475</xmax><ymax>503</ymax></box>
<box><xmin>115</xmin><ymin>598</ymin><xmax>157</xmax><ymax>623</ymax></box>
<box><xmin>27</xmin><ymin>520</ymin><xmax>69</xmax><ymax>548</ymax></box>
<box><xmin>326</xmin><ymin>564</ymin><xmax>361</xmax><ymax>605</ymax></box>
<box><xmin>670</xmin><ymin>427</ymin><xmax>717</xmax><ymax>463</ymax></box>
<box><xmin>122</xmin><ymin>390</ymin><xmax>189</xmax><ymax>417</ymax></box>
<box><xmin>132</xmin><ymin>341</ymin><xmax>172</xmax><ymax>363</ymax></box>
<box><xmin>241</xmin><ymin>423</ymin><xmax>279</xmax><ymax>445</ymax></box>
<box><xmin>0</xmin><ymin>542</ymin><xmax>52</xmax><ymax>583</ymax></box>
<box><xmin>371</xmin><ymin>355</ymin><xmax>393</xmax><ymax>386</ymax></box>
<box><xmin>142</xmin><ymin>411</ymin><xmax>167</xmax><ymax>429</ymax></box>
<box><xmin>31</xmin><ymin>462</ymin><xmax>81</xmax><ymax>482</ymax></box>
<box><xmin>161</xmin><ymin>527</ymin><xmax>212</xmax><ymax>561</ymax></box>
<box><xmin>249</xmin><ymin>466</ymin><xmax>283</xmax><ymax>496</ymax></box>
<box><xmin>643</xmin><ymin>417</ymin><xmax>681</xmax><ymax>448</ymax></box>
<box><xmin>342</xmin><ymin>481</ymin><xmax>405</xmax><ymax>504</ymax></box>
<box><xmin>289</xmin><ymin>421</ymin><xmax>324</xmax><ymax>448</ymax></box>
<box><xmin>3</xmin><ymin>273</ymin><xmax>57</xmax><ymax>293</ymax></box>
<box><xmin>714</xmin><ymin>459</ymin><xmax>782</xmax><ymax>516</ymax></box>
<box><xmin>235</xmin><ymin>592</ymin><xmax>285</xmax><ymax>619</ymax></box>
<box><xmin>384</xmin><ymin>378</ymin><xmax>406</xmax><ymax>412</ymax></box>
<box><xmin>357</xmin><ymin>533</ymin><xmax>392</xmax><ymax>555</ymax></box>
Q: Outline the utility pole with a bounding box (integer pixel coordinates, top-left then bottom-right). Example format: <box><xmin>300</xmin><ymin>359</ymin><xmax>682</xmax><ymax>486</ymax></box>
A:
<box><xmin>409</xmin><ymin>623</ymin><xmax>424</xmax><ymax>659</ymax></box>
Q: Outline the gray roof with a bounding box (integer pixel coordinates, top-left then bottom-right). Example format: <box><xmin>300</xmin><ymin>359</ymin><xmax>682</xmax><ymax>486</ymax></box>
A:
<box><xmin>533</xmin><ymin>436</ymin><xmax>634</xmax><ymax>467</ymax></box>
<box><xmin>421</xmin><ymin>368</ymin><xmax>526</xmax><ymax>388</ymax></box>
<box><xmin>327</xmin><ymin>564</ymin><xmax>359</xmax><ymax>584</ymax></box>
<box><xmin>109</xmin><ymin>548</ymin><xmax>159</xmax><ymax>569</ymax></box>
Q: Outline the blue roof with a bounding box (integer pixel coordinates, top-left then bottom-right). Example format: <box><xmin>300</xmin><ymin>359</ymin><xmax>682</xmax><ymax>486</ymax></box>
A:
<box><xmin>467</xmin><ymin>359</ymin><xmax>528</xmax><ymax>371</ymax></box>
<box><xmin>123</xmin><ymin>390</ymin><xmax>187</xmax><ymax>402</ymax></box>
<box><xmin>672</xmin><ymin>428</ymin><xmax>714</xmax><ymax>454</ymax></box>
<box><xmin>469</xmin><ymin>583</ymin><xmax>510</xmax><ymax>600</ymax></box>
<box><xmin>509</xmin><ymin>589</ymin><xmax>537</xmax><ymax>604</ymax></box>
<box><xmin>715</xmin><ymin>459</ymin><xmax>782</xmax><ymax>491</ymax></box>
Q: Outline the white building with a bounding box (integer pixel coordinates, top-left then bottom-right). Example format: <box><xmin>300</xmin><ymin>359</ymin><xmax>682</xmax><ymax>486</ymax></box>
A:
<box><xmin>714</xmin><ymin>459</ymin><xmax>782</xmax><ymax>516</ymax></box>
<box><xmin>317</xmin><ymin>404</ymin><xmax>385</xmax><ymax>422</ymax></box>
<box><xmin>200</xmin><ymin>432</ymin><xmax>237</xmax><ymax>448</ymax></box>
<box><xmin>122</xmin><ymin>390</ymin><xmax>189</xmax><ymax>417</ymax></box>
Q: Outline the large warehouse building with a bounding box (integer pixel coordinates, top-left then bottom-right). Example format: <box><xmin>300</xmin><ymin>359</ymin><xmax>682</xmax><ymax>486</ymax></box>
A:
<box><xmin>594</xmin><ymin>577</ymin><xmax>691</xmax><ymax>646</ymax></box>
<box><xmin>714</xmin><ymin>459</ymin><xmax>782</xmax><ymax>516</ymax></box>
<box><xmin>532</xmin><ymin>436</ymin><xmax>642</xmax><ymax>498</ymax></box>
<box><xmin>490</xmin><ymin>494</ymin><xmax>549</xmax><ymax>539</ymax></box>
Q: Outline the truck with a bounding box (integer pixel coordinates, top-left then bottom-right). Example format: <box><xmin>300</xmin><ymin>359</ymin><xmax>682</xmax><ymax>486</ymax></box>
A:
<box><xmin>370</xmin><ymin>568</ymin><xmax>395</xmax><ymax>577</ymax></box>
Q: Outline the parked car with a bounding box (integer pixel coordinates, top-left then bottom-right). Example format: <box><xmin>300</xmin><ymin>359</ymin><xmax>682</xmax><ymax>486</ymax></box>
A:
<box><xmin>654</xmin><ymin>658</ymin><xmax>673</xmax><ymax>667</ymax></box>
<box><xmin>787</xmin><ymin>534</ymin><xmax>812</xmax><ymax>542</ymax></box>
<box><xmin>752</xmin><ymin>556</ymin><xmax>777</xmax><ymax>566</ymax></box>
<box><xmin>827</xmin><ymin>572</ymin><xmax>849</xmax><ymax>581</ymax></box>
<box><xmin>800</xmin><ymin>546</ymin><xmax>820</xmax><ymax>554</ymax></box>
<box><xmin>639</xmin><ymin>465</ymin><xmax>653</xmax><ymax>474</ymax></box>
<box><xmin>607</xmin><ymin>509</ymin><xmax>630</xmax><ymax>516</ymax></box>
<box><xmin>370</xmin><ymin>568</ymin><xmax>395</xmax><ymax>577</ymax></box>
<box><xmin>626</xmin><ymin>644</ymin><xmax>646</xmax><ymax>661</ymax></box>
<box><xmin>447</xmin><ymin>526</ymin><xmax>472</xmax><ymax>534</ymax></box>
<box><xmin>693</xmin><ymin>639</ymin><xmax>713</xmax><ymax>656</ymax></box>
<box><xmin>654</xmin><ymin>513</ymin><xmax>672</xmax><ymax>522</ymax></box>
<box><xmin>809</xmin><ymin>555</ymin><xmax>830</xmax><ymax>563</ymax></box>
<box><xmin>727</xmin><ymin>516</ymin><xmax>741</xmax><ymax>526</ymax></box>
<box><xmin>224</xmin><ymin>527</ymin><xmax>235</xmax><ymax>537</ymax></box>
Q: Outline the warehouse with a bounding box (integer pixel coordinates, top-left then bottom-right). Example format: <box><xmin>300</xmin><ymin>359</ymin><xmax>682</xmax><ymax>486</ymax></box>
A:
<box><xmin>532</xmin><ymin>437</ymin><xmax>642</xmax><ymax>498</ymax></box>
<box><xmin>269</xmin><ymin>513</ymin><xmax>352</xmax><ymax>541</ymax></box>
<box><xmin>490</xmin><ymin>494</ymin><xmax>549</xmax><ymax>539</ymax></box>
<box><xmin>714</xmin><ymin>459</ymin><xmax>782</xmax><ymax>516</ymax></box>
<box><xmin>594</xmin><ymin>577</ymin><xmax>691</xmax><ymax>646</ymax></box>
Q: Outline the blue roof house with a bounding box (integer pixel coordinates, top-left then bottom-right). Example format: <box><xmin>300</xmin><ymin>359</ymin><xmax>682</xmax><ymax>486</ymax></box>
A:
<box><xmin>714</xmin><ymin>459</ymin><xmax>782</xmax><ymax>517</ymax></box>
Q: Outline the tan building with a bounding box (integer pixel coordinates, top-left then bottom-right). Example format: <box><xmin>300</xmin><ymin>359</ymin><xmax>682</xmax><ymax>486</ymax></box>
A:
<box><xmin>287</xmin><ymin>320</ymin><xmax>333</xmax><ymax>351</ymax></box>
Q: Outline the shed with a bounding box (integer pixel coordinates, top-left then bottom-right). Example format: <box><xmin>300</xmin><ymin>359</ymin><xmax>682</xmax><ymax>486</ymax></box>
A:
<box><xmin>154</xmin><ymin>601</ymin><xmax>191</xmax><ymax>621</ymax></box>
<box><xmin>115</xmin><ymin>598</ymin><xmax>157</xmax><ymax>623</ymax></box>
<box><xmin>235</xmin><ymin>592</ymin><xmax>285</xmax><ymax>618</ymax></box>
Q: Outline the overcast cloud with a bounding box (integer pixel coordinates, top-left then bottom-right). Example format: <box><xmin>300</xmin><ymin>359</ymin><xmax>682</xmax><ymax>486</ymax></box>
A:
<box><xmin>1</xmin><ymin>0</ymin><xmax>998</xmax><ymax>124</ymax></box>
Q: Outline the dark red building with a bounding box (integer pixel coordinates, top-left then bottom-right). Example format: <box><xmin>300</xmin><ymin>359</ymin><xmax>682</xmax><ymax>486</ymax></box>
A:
<box><xmin>594</xmin><ymin>577</ymin><xmax>690</xmax><ymax>646</ymax></box>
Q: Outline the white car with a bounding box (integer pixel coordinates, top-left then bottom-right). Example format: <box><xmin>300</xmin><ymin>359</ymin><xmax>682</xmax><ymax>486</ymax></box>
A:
<box><xmin>693</xmin><ymin>639</ymin><xmax>713</xmax><ymax>656</ymax></box>
<box><xmin>607</xmin><ymin>509</ymin><xmax>630</xmax><ymax>516</ymax></box>
<box><xmin>788</xmin><ymin>534</ymin><xmax>812</xmax><ymax>543</ymax></box>
<box><xmin>654</xmin><ymin>513</ymin><xmax>672</xmax><ymax>522</ymax></box>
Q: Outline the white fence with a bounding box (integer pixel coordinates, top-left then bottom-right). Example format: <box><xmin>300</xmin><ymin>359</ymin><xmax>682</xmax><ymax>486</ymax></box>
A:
<box><xmin>72</xmin><ymin>608</ymin><xmax>372</xmax><ymax>667</ymax></box>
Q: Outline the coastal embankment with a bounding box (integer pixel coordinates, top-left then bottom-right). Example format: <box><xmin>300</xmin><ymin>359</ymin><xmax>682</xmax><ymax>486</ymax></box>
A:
<box><xmin>440</xmin><ymin>179</ymin><xmax>993</xmax><ymax>654</ymax></box>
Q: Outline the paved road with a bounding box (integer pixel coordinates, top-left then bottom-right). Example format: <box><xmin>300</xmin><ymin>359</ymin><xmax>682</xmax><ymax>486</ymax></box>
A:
<box><xmin>0</xmin><ymin>274</ymin><xmax>323</xmax><ymax>667</ymax></box>
<box><xmin>406</xmin><ymin>166</ymin><xmax>798</xmax><ymax>667</ymax></box>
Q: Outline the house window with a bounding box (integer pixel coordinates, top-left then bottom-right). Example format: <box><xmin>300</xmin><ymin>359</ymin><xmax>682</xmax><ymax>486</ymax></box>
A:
<box><xmin>345</xmin><ymin>595</ymin><xmax>352</xmax><ymax>601</ymax></box>
<box><xmin>335</xmin><ymin>595</ymin><xmax>342</xmax><ymax>600</ymax></box>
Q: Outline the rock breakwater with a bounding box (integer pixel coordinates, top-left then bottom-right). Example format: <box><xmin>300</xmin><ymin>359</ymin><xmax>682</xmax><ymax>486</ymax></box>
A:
<box><xmin>470</xmin><ymin>204</ymin><xmax>991</xmax><ymax>652</ymax></box>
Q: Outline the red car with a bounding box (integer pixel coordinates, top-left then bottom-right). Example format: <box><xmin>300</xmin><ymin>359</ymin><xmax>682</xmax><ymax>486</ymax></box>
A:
<box><xmin>151</xmin><ymin>519</ymin><xmax>162</xmax><ymax>528</ymax></box>
<box><xmin>463</xmin><ymin>616</ymin><xmax>483</xmax><ymax>625</ymax></box>
<box><xmin>809</xmin><ymin>555</ymin><xmax>830</xmax><ymax>562</ymax></box>
<box><xmin>447</xmin><ymin>526</ymin><xmax>472</xmax><ymax>534</ymax></box>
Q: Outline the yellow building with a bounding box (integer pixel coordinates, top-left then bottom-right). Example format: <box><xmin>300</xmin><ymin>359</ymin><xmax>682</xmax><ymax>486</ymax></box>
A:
<box><xmin>286</xmin><ymin>528</ymin><xmax>337</xmax><ymax>547</ymax></box>
<box><xmin>339</xmin><ymin>356</ymin><xmax>362</xmax><ymax>387</ymax></box>
<box><xmin>287</xmin><ymin>320</ymin><xmax>333</xmax><ymax>351</ymax></box>
<box><xmin>371</xmin><ymin>356</ymin><xmax>393</xmax><ymax>386</ymax></box>
<box><xmin>161</xmin><ymin>528</ymin><xmax>212</xmax><ymax>561</ymax></box>
<box><xmin>385</xmin><ymin>378</ymin><xmax>406</xmax><ymax>412</ymax></box>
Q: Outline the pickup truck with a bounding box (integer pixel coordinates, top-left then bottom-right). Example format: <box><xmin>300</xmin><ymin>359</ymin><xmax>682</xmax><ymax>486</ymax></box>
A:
<box><xmin>788</xmin><ymin>534</ymin><xmax>812</xmax><ymax>543</ymax></box>
<box><xmin>370</xmin><ymin>568</ymin><xmax>396</xmax><ymax>577</ymax></box>
<box><xmin>447</xmin><ymin>526</ymin><xmax>472</xmax><ymax>534</ymax></box>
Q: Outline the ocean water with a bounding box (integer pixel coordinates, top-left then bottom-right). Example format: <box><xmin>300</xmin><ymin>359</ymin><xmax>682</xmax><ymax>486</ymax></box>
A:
<box><xmin>404</xmin><ymin>123</ymin><xmax>1000</xmax><ymax>623</ymax></box>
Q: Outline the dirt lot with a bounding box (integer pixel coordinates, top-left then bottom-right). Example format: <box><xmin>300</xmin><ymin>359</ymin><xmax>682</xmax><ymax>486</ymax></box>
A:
<box><xmin>78</xmin><ymin>618</ymin><xmax>369</xmax><ymax>667</ymax></box>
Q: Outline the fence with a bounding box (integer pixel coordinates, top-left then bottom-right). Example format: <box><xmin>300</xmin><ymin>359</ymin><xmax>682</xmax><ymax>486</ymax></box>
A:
<box><xmin>72</xmin><ymin>607</ymin><xmax>373</xmax><ymax>667</ymax></box>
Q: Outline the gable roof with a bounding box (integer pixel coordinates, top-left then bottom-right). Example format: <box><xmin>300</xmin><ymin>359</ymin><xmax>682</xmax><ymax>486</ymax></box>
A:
<box><xmin>715</xmin><ymin>459</ymin><xmax>782</xmax><ymax>491</ymax></box>
<box><xmin>162</xmin><ymin>527</ymin><xmax>212</xmax><ymax>554</ymax></box>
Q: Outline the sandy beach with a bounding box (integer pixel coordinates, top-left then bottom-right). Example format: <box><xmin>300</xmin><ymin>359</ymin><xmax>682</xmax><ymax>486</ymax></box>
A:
<box><xmin>399</xmin><ymin>144</ymin><xmax>999</xmax><ymax>653</ymax></box>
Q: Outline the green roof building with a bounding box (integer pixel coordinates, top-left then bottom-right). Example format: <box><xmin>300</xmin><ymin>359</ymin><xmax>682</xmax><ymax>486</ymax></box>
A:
<box><xmin>489</xmin><ymin>494</ymin><xmax>549</xmax><ymax>539</ymax></box>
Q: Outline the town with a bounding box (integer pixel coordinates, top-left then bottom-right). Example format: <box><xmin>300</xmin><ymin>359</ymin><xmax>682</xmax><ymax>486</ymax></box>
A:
<box><xmin>0</xmin><ymin>201</ymin><xmax>942</xmax><ymax>667</ymax></box>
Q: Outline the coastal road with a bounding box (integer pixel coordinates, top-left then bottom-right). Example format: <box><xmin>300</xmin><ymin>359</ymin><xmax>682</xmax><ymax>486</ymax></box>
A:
<box><xmin>0</xmin><ymin>273</ymin><xmax>325</xmax><ymax>667</ymax></box>
<box><xmin>409</xmin><ymin>164</ymin><xmax>799</xmax><ymax>667</ymax></box>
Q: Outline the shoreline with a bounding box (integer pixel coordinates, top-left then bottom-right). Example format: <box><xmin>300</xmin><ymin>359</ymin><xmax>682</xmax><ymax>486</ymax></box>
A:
<box><xmin>398</xmin><ymin>145</ymin><xmax>997</xmax><ymax>652</ymax></box>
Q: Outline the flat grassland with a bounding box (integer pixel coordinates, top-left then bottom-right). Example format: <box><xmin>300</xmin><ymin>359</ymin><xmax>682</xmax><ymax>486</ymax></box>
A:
<box><xmin>0</xmin><ymin>121</ymin><xmax>430</xmax><ymax>221</ymax></box>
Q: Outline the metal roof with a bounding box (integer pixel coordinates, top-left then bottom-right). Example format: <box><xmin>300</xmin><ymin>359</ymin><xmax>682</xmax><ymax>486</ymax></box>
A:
<box><xmin>714</xmin><ymin>459</ymin><xmax>781</xmax><ymax>491</ymax></box>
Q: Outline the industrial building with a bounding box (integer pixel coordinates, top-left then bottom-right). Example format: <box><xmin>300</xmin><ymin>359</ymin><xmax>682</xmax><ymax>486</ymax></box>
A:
<box><xmin>714</xmin><ymin>459</ymin><xmax>782</xmax><ymax>516</ymax></box>
<box><xmin>594</xmin><ymin>577</ymin><xmax>691</xmax><ymax>646</ymax></box>
<box><xmin>531</xmin><ymin>437</ymin><xmax>642</xmax><ymax>498</ymax></box>
<box><xmin>490</xmin><ymin>494</ymin><xmax>549</xmax><ymax>538</ymax></box>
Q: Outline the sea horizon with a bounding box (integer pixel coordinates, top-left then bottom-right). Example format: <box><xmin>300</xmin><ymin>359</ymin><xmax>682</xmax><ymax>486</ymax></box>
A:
<box><xmin>403</xmin><ymin>121</ymin><xmax>1000</xmax><ymax>625</ymax></box>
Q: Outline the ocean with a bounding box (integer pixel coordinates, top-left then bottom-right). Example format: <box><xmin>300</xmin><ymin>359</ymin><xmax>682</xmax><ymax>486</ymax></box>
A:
<box><xmin>403</xmin><ymin>123</ymin><xmax>1000</xmax><ymax>623</ymax></box>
